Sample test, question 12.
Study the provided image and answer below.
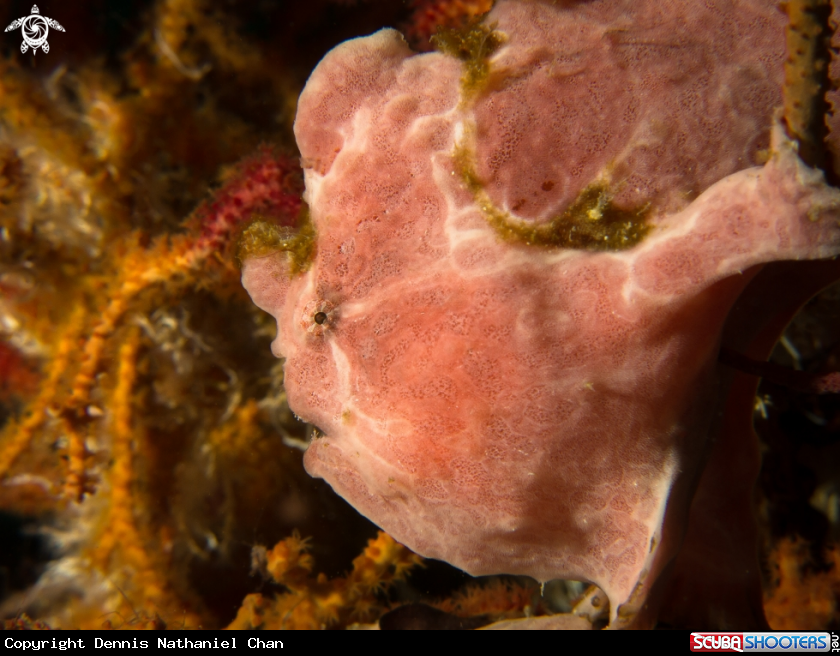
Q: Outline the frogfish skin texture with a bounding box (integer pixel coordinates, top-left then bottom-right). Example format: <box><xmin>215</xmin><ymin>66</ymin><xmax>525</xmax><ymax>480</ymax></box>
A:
<box><xmin>241</xmin><ymin>0</ymin><xmax>840</xmax><ymax>625</ymax></box>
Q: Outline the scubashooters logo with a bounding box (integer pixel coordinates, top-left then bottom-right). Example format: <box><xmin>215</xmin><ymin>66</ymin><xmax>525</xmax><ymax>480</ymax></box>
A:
<box><xmin>690</xmin><ymin>632</ymin><xmax>833</xmax><ymax>652</ymax></box>
<box><xmin>4</xmin><ymin>5</ymin><xmax>65</xmax><ymax>54</ymax></box>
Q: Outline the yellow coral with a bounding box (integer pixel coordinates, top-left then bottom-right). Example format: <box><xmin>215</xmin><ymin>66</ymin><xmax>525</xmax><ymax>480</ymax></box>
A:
<box><xmin>437</xmin><ymin>579</ymin><xmax>539</xmax><ymax>620</ymax></box>
<box><xmin>228</xmin><ymin>532</ymin><xmax>423</xmax><ymax>630</ymax></box>
<box><xmin>764</xmin><ymin>537</ymin><xmax>840</xmax><ymax>630</ymax></box>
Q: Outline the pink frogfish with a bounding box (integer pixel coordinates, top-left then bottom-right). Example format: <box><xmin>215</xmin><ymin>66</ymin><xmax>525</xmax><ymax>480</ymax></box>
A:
<box><xmin>242</xmin><ymin>0</ymin><xmax>840</xmax><ymax>628</ymax></box>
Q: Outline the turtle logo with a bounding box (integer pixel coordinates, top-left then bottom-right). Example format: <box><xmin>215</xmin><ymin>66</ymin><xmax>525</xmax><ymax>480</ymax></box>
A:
<box><xmin>5</xmin><ymin>5</ymin><xmax>65</xmax><ymax>54</ymax></box>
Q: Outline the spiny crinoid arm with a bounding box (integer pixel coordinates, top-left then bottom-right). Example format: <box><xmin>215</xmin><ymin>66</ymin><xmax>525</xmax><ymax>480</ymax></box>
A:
<box><xmin>87</xmin><ymin>328</ymin><xmax>206</xmax><ymax>627</ymax></box>
<box><xmin>57</xmin><ymin>148</ymin><xmax>303</xmax><ymax>502</ymax></box>
<box><xmin>190</xmin><ymin>146</ymin><xmax>303</xmax><ymax>254</ymax></box>
<box><xmin>0</xmin><ymin>307</ymin><xmax>86</xmax><ymax>486</ymax></box>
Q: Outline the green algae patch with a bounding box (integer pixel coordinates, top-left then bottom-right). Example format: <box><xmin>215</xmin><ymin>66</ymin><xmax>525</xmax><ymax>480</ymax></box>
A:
<box><xmin>431</xmin><ymin>21</ymin><xmax>506</xmax><ymax>101</ymax></box>
<box><xmin>237</xmin><ymin>205</ymin><xmax>316</xmax><ymax>275</ymax></box>
<box><xmin>454</xmin><ymin>140</ymin><xmax>652</xmax><ymax>251</ymax></box>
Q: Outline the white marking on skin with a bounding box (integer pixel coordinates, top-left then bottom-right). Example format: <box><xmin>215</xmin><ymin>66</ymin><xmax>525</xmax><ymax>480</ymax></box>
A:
<box><xmin>296</xmin><ymin>276</ymin><xmax>319</xmax><ymax>337</ymax></box>
<box><xmin>329</xmin><ymin>338</ymin><xmax>354</xmax><ymax>408</ymax></box>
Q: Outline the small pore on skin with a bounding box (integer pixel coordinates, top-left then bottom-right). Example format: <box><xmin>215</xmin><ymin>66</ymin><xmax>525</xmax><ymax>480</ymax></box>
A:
<box><xmin>453</xmin><ymin>139</ymin><xmax>652</xmax><ymax>251</ymax></box>
<box><xmin>431</xmin><ymin>20</ymin><xmax>506</xmax><ymax>101</ymax></box>
<box><xmin>237</xmin><ymin>204</ymin><xmax>316</xmax><ymax>275</ymax></box>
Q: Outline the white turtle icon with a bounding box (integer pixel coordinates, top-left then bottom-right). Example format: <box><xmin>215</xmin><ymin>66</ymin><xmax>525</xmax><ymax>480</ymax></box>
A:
<box><xmin>5</xmin><ymin>5</ymin><xmax>65</xmax><ymax>54</ymax></box>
